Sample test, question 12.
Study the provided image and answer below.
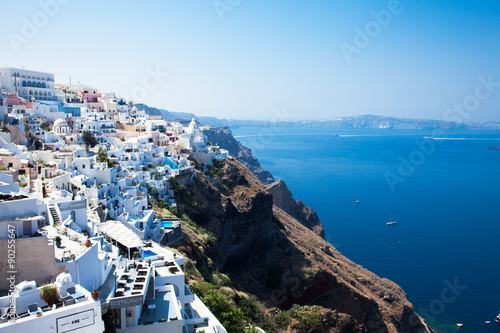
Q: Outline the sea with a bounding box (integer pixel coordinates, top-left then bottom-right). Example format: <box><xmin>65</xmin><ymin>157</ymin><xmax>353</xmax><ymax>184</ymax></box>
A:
<box><xmin>231</xmin><ymin>126</ymin><xmax>500</xmax><ymax>333</ymax></box>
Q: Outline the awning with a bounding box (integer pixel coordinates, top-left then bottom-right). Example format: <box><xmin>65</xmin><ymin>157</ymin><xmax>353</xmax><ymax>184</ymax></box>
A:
<box><xmin>99</xmin><ymin>221</ymin><xmax>143</xmax><ymax>249</ymax></box>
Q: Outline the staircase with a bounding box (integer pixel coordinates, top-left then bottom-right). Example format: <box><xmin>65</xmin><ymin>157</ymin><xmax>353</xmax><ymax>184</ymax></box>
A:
<box><xmin>146</xmin><ymin>269</ymin><xmax>155</xmax><ymax>300</ymax></box>
<box><xmin>49</xmin><ymin>206</ymin><xmax>61</xmax><ymax>225</ymax></box>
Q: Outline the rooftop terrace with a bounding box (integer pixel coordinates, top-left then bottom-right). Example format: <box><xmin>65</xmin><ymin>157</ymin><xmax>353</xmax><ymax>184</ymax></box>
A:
<box><xmin>114</xmin><ymin>265</ymin><xmax>151</xmax><ymax>298</ymax></box>
<box><xmin>140</xmin><ymin>288</ymin><xmax>179</xmax><ymax>323</ymax></box>
<box><xmin>0</xmin><ymin>193</ymin><xmax>28</xmax><ymax>202</ymax></box>
<box><xmin>41</xmin><ymin>226</ymin><xmax>90</xmax><ymax>262</ymax></box>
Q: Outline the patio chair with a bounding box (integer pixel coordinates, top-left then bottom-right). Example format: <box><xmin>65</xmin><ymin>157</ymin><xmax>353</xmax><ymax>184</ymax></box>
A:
<box><xmin>27</xmin><ymin>303</ymin><xmax>38</xmax><ymax>316</ymax></box>
<box><xmin>0</xmin><ymin>307</ymin><xmax>9</xmax><ymax>323</ymax></box>
<box><xmin>62</xmin><ymin>295</ymin><xmax>75</xmax><ymax>306</ymax></box>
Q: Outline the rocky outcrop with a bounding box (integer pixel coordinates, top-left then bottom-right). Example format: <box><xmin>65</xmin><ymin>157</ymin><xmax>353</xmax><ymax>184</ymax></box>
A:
<box><xmin>202</xmin><ymin>127</ymin><xmax>274</xmax><ymax>184</ymax></box>
<box><xmin>267</xmin><ymin>179</ymin><xmax>325</xmax><ymax>238</ymax></box>
<box><xmin>176</xmin><ymin>158</ymin><xmax>276</xmax><ymax>268</ymax></box>
<box><xmin>175</xmin><ymin>158</ymin><xmax>432</xmax><ymax>333</ymax></box>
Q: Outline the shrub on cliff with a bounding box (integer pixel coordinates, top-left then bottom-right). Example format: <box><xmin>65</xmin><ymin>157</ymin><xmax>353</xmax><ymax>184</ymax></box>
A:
<box><xmin>201</xmin><ymin>289</ymin><xmax>245</xmax><ymax>332</ymax></box>
<box><xmin>181</xmin><ymin>214</ymin><xmax>216</xmax><ymax>244</ymax></box>
<box><xmin>206</xmin><ymin>159</ymin><xmax>226</xmax><ymax>178</ymax></box>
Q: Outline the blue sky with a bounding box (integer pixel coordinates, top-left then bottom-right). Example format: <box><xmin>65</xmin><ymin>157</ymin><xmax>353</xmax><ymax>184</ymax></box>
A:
<box><xmin>1</xmin><ymin>0</ymin><xmax>499</xmax><ymax>122</ymax></box>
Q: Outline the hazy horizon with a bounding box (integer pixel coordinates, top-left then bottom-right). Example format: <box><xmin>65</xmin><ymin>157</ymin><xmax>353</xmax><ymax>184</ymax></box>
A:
<box><xmin>2</xmin><ymin>0</ymin><xmax>499</xmax><ymax>122</ymax></box>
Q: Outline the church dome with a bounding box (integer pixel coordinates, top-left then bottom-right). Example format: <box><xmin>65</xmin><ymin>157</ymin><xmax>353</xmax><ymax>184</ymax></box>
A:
<box><xmin>54</xmin><ymin>118</ymin><xmax>68</xmax><ymax>127</ymax></box>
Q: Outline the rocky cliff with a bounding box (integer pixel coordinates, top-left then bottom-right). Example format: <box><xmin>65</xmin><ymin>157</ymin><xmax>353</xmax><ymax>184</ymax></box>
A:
<box><xmin>267</xmin><ymin>179</ymin><xmax>325</xmax><ymax>238</ymax></box>
<box><xmin>173</xmin><ymin>158</ymin><xmax>432</xmax><ymax>333</ymax></box>
<box><xmin>203</xmin><ymin>127</ymin><xmax>274</xmax><ymax>184</ymax></box>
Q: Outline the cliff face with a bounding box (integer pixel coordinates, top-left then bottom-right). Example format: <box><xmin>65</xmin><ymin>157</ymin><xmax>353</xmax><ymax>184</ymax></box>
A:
<box><xmin>203</xmin><ymin>127</ymin><xmax>275</xmax><ymax>185</ymax></box>
<box><xmin>175</xmin><ymin>159</ymin><xmax>431</xmax><ymax>333</ymax></box>
<box><xmin>176</xmin><ymin>158</ymin><xmax>275</xmax><ymax>268</ymax></box>
<box><xmin>267</xmin><ymin>179</ymin><xmax>325</xmax><ymax>238</ymax></box>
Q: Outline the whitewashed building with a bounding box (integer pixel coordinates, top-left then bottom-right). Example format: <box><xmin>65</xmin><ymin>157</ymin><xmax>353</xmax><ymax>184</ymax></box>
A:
<box><xmin>0</xmin><ymin>67</ymin><xmax>56</xmax><ymax>102</ymax></box>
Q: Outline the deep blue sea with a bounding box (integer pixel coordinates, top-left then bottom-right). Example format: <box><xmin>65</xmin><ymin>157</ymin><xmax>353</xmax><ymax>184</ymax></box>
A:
<box><xmin>231</xmin><ymin>127</ymin><xmax>500</xmax><ymax>333</ymax></box>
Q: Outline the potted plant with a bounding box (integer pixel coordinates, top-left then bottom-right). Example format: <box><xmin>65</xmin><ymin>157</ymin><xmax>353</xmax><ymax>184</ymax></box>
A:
<box><xmin>147</xmin><ymin>258</ymin><xmax>152</xmax><ymax>266</ymax></box>
<box><xmin>55</xmin><ymin>236</ymin><xmax>62</xmax><ymax>248</ymax></box>
<box><xmin>41</xmin><ymin>284</ymin><xmax>59</xmax><ymax>306</ymax></box>
<box><xmin>91</xmin><ymin>289</ymin><xmax>99</xmax><ymax>301</ymax></box>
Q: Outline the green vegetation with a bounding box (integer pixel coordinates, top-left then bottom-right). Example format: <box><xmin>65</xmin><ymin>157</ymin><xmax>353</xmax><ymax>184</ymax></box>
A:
<box><xmin>153</xmin><ymin>199</ymin><xmax>168</xmax><ymax>209</ymax></box>
<box><xmin>148</xmin><ymin>186</ymin><xmax>159</xmax><ymax>200</ymax></box>
<box><xmin>168</xmin><ymin>176</ymin><xmax>180</xmax><ymax>190</ymax></box>
<box><xmin>40</xmin><ymin>284</ymin><xmax>59</xmax><ymax>306</ymax></box>
<box><xmin>203</xmin><ymin>289</ymin><xmax>245</xmax><ymax>332</ymax></box>
<box><xmin>169</xmin><ymin>176</ymin><xmax>197</xmax><ymax>208</ymax></box>
<box><xmin>205</xmin><ymin>159</ymin><xmax>225</xmax><ymax>178</ymax></box>
<box><xmin>188</xmin><ymin>156</ymin><xmax>203</xmax><ymax>172</ymax></box>
<box><xmin>193</xmin><ymin>283</ymin><xmax>245</xmax><ymax>332</ymax></box>
<box><xmin>97</xmin><ymin>147</ymin><xmax>113</xmax><ymax>168</ymax></box>
<box><xmin>285</xmin><ymin>304</ymin><xmax>324</xmax><ymax>332</ymax></box>
<box><xmin>191</xmin><ymin>281</ymin><xmax>323</xmax><ymax>333</ymax></box>
<box><xmin>181</xmin><ymin>214</ymin><xmax>216</xmax><ymax>244</ymax></box>
<box><xmin>168</xmin><ymin>205</ymin><xmax>179</xmax><ymax>217</ymax></box>
<box><xmin>82</xmin><ymin>131</ymin><xmax>98</xmax><ymax>153</ymax></box>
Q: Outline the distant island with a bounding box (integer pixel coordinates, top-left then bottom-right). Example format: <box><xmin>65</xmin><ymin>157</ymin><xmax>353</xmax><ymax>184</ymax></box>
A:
<box><xmin>135</xmin><ymin>104</ymin><xmax>500</xmax><ymax>130</ymax></box>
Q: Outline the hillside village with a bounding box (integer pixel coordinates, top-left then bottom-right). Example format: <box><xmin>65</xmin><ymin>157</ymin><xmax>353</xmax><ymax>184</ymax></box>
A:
<box><xmin>0</xmin><ymin>67</ymin><xmax>230</xmax><ymax>333</ymax></box>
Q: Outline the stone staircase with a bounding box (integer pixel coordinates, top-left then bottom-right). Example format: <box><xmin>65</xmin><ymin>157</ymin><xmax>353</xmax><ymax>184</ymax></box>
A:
<box><xmin>49</xmin><ymin>206</ymin><xmax>61</xmax><ymax>225</ymax></box>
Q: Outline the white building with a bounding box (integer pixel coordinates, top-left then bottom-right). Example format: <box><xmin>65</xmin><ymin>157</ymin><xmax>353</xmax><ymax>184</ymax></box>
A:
<box><xmin>0</xmin><ymin>67</ymin><xmax>56</xmax><ymax>102</ymax></box>
<box><xmin>53</xmin><ymin>118</ymin><xmax>72</xmax><ymax>135</ymax></box>
<box><xmin>0</xmin><ymin>273</ymin><xmax>105</xmax><ymax>333</ymax></box>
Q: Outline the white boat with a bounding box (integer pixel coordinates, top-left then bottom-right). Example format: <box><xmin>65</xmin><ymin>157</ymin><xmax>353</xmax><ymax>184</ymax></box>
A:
<box><xmin>456</xmin><ymin>323</ymin><xmax>463</xmax><ymax>328</ymax></box>
<box><xmin>495</xmin><ymin>313</ymin><xmax>500</xmax><ymax>323</ymax></box>
<box><xmin>387</xmin><ymin>221</ymin><xmax>397</xmax><ymax>225</ymax></box>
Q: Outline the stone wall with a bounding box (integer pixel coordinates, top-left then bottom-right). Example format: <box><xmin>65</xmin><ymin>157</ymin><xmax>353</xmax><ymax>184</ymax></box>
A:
<box><xmin>0</xmin><ymin>237</ymin><xmax>66</xmax><ymax>291</ymax></box>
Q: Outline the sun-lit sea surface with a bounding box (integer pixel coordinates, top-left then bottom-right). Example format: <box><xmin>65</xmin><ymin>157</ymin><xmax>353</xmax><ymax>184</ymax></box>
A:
<box><xmin>232</xmin><ymin>127</ymin><xmax>500</xmax><ymax>333</ymax></box>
